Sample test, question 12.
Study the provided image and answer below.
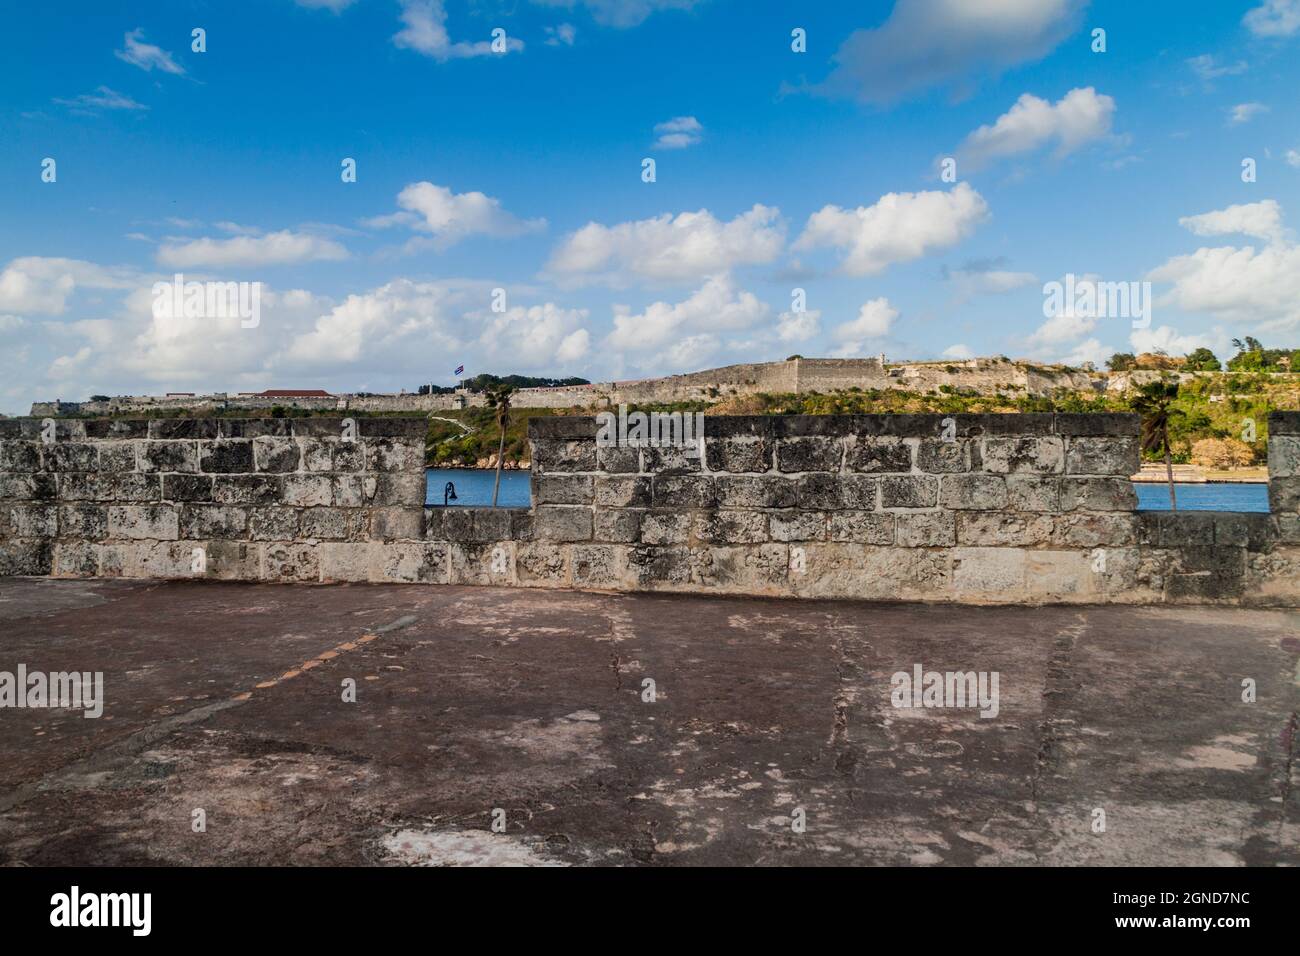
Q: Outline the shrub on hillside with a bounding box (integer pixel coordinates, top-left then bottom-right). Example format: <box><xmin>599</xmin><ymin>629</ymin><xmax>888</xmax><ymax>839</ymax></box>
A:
<box><xmin>1190</xmin><ymin>437</ymin><xmax>1256</xmax><ymax>469</ymax></box>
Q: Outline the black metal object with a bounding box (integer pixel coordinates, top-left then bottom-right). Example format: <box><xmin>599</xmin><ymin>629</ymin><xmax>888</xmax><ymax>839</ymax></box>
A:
<box><xmin>443</xmin><ymin>481</ymin><xmax>458</xmax><ymax>507</ymax></box>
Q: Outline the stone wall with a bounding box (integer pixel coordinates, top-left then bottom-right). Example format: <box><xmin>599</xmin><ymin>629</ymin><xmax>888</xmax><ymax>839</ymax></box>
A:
<box><xmin>0</xmin><ymin>417</ymin><xmax>431</xmax><ymax>582</ymax></box>
<box><xmin>4</xmin><ymin>412</ymin><xmax>1300</xmax><ymax>606</ymax></box>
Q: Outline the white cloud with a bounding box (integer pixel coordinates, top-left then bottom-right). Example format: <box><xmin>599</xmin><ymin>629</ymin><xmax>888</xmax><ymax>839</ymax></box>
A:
<box><xmin>793</xmin><ymin>182</ymin><xmax>988</xmax><ymax>277</ymax></box>
<box><xmin>1130</xmin><ymin>325</ymin><xmax>1226</xmax><ymax>358</ymax></box>
<box><xmin>393</xmin><ymin>0</ymin><xmax>523</xmax><ymax>61</ymax></box>
<box><xmin>1186</xmin><ymin>54</ymin><xmax>1248</xmax><ymax>82</ymax></box>
<box><xmin>1244</xmin><ymin>0</ymin><xmax>1300</xmax><ymax>37</ymax></box>
<box><xmin>366</xmin><ymin>181</ymin><xmax>546</xmax><ymax>250</ymax></box>
<box><xmin>1228</xmin><ymin>102</ymin><xmax>1269</xmax><ymax>125</ymax></box>
<box><xmin>1149</xmin><ymin>201</ymin><xmax>1300</xmax><ymax>334</ymax></box>
<box><xmin>115</xmin><ymin>28</ymin><xmax>185</xmax><ymax>74</ymax></box>
<box><xmin>653</xmin><ymin>116</ymin><xmax>703</xmax><ymax>149</ymax></box>
<box><xmin>1178</xmin><ymin>200</ymin><xmax>1286</xmax><ymax>244</ymax></box>
<box><xmin>942</xmin><ymin>343</ymin><xmax>973</xmax><ymax>359</ymax></box>
<box><xmin>156</xmin><ymin>230</ymin><xmax>349</xmax><ymax>269</ymax></box>
<box><xmin>467</xmin><ymin>302</ymin><xmax>592</xmax><ymax>367</ymax></box>
<box><xmin>1027</xmin><ymin>309</ymin><xmax>1097</xmax><ymax>348</ymax></box>
<box><xmin>530</xmin><ymin>0</ymin><xmax>702</xmax><ymax>29</ymax></box>
<box><xmin>955</xmin><ymin>87</ymin><xmax>1115</xmax><ymax>169</ymax></box>
<box><xmin>832</xmin><ymin>298</ymin><xmax>898</xmax><ymax>355</ymax></box>
<box><xmin>54</xmin><ymin>86</ymin><xmax>147</xmax><ymax>113</ymax></box>
<box><xmin>606</xmin><ymin>275</ymin><xmax>772</xmax><ymax>353</ymax></box>
<box><xmin>0</xmin><ymin>257</ymin><xmax>138</xmax><ymax>315</ymax></box>
<box><xmin>544</xmin><ymin>23</ymin><xmax>577</xmax><ymax>45</ymax></box>
<box><xmin>945</xmin><ymin>261</ymin><xmax>1036</xmax><ymax>301</ymax></box>
<box><xmin>776</xmin><ymin>309</ymin><xmax>821</xmax><ymax>343</ymax></box>
<box><xmin>1287</xmin><ymin>149</ymin><xmax>1300</xmax><ymax>167</ymax></box>
<box><xmin>817</xmin><ymin>0</ymin><xmax>1085</xmax><ymax>103</ymax></box>
<box><xmin>547</xmin><ymin>205</ymin><xmax>784</xmax><ymax>285</ymax></box>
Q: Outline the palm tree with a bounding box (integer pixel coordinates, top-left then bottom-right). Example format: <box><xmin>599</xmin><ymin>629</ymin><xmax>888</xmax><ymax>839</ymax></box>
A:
<box><xmin>1130</xmin><ymin>380</ymin><xmax>1183</xmax><ymax>510</ymax></box>
<box><xmin>484</xmin><ymin>384</ymin><xmax>514</xmax><ymax>507</ymax></box>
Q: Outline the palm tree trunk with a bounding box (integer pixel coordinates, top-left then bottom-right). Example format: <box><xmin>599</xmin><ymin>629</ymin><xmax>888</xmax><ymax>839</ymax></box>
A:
<box><xmin>492</xmin><ymin>425</ymin><xmax>506</xmax><ymax>507</ymax></box>
<box><xmin>1164</xmin><ymin>445</ymin><xmax>1178</xmax><ymax>511</ymax></box>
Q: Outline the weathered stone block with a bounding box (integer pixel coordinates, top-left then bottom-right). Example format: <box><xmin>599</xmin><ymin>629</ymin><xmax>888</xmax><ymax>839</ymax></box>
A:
<box><xmin>1270</xmin><ymin>437</ymin><xmax>1300</xmax><ymax>478</ymax></box>
<box><xmin>199</xmin><ymin>440</ymin><xmax>254</xmax><ymax>473</ymax></box>
<box><xmin>844</xmin><ymin>436</ymin><xmax>911</xmax><ymax>473</ymax></box>
<box><xmin>218</xmin><ymin>419</ymin><xmax>291</xmax><ymax>438</ymax></box>
<box><xmin>248</xmin><ymin>507</ymin><xmax>299</xmax><ymax>541</ymax></box>
<box><xmin>211</xmin><ymin>474</ymin><xmax>281</xmax><ymax>505</ymax></box>
<box><xmin>640</xmin><ymin>511</ymin><xmax>690</xmax><ymax>545</ymax></box>
<box><xmin>915</xmin><ymin>439</ymin><xmax>972</xmax><ymax>473</ymax></box>
<box><xmin>1269</xmin><ymin>477</ymin><xmax>1300</xmax><ymax>514</ymax></box>
<box><xmin>97</xmin><ymin>442</ymin><xmax>139</xmax><ymax>473</ymax></box>
<box><xmin>333</xmin><ymin>441</ymin><xmax>365</xmax><ymax>473</ymax></box>
<box><xmin>9</xmin><ymin>504</ymin><xmax>57</xmax><ymax>537</ymax></box>
<box><xmin>715</xmin><ymin>474</ymin><xmax>796</xmax><ymax>509</ymax></box>
<box><xmin>829</xmin><ymin>511</ymin><xmax>893</xmax><ymax>544</ymax></box>
<box><xmin>254</xmin><ymin>437</ymin><xmax>302</xmax><ymax>473</ymax></box>
<box><xmin>365</xmin><ymin>438</ymin><xmax>422</xmax><ymax>473</ymax></box>
<box><xmin>705</xmin><ymin>436</ymin><xmax>771</xmax><ymax>473</ymax></box>
<box><xmin>108</xmin><ymin>505</ymin><xmax>179</xmax><ymax>540</ymax></box>
<box><xmin>938</xmin><ymin>475</ymin><xmax>1007</xmax><ymax>511</ymax></box>
<box><xmin>516</xmin><ymin>542</ymin><xmax>569</xmax><ymax>586</ymax></box>
<box><xmin>0</xmin><ymin>540</ymin><xmax>54</xmax><ymax>575</ymax></box>
<box><xmin>1052</xmin><ymin>513</ymin><xmax>1139</xmax><ymax>547</ymax></box>
<box><xmin>42</xmin><ymin>443</ymin><xmax>100</xmax><ymax>472</ymax></box>
<box><xmin>138</xmin><ymin>441</ymin><xmax>197</xmax><ymax>474</ymax></box>
<box><xmin>365</xmin><ymin>472</ymin><xmax>426</xmax><ymax>507</ymax></box>
<box><xmin>641</xmin><ymin>444</ymin><xmax>704</xmax><ymax>475</ymax></box>
<box><xmin>162</xmin><ymin>474</ymin><xmax>215</xmax><ymax>502</ymax></box>
<box><xmin>0</xmin><ymin>440</ymin><xmax>41</xmax><ymax>471</ymax></box>
<box><xmin>150</xmin><ymin>419</ymin><xmax>219</xmax><ymax>439</ymax></box>
<box><xmin>594</xmin><ymin>475</ymin><xmax>651</xmax><ymax>508</ymax></box>
<box><xmin>533</xmin><ymin>439</ymin><xmax>597</xmax><ymax>473</ymax></box>
<box><xmin>594</xmin><ymin>508</ymin><xmax>642</xmax><ymax>543</ymax></box>
<box><xmin>280</xmin><ymin>474</ymin><xmax>333</xmax><ymax>507</ymax></box>
<box><xmin>651</xmin><ymin>474</ymin><xmax>717</xmax><ymax>508</ymax></box>
<box><xmin>1060</xmin><ymin>477</ymin><xmax>1137</xmax><ymax>512</ymax></box>
<box><xmin>297</xmin><ymin>439</ymin><xmax>334</xmax><ymax>472</ymax></box>
<box><xmin>299</xmin><ymin>508</ymin><xmax>351</xmax><ymax>541</ymax></box>
<box><xmin>981</xmin><ymin>437</ymin><xmax>1064</xmax><ymax>474</ymax></box>
<box><xmin>472</xmin><ymin>508</ymin><xmax>515</xmax><ymax>542</ymax></box>
<box><xmin>957</xmin><ymin>512</ymin><xmax>1054</xmax><ymax>547</ymax></box>
<box><xmin>264</xmin><ymin>543</ymin><xmax>320</xmax><ymax>582</ymax></box>
<box><xmin>1065</xmin><ymin>437</ymin><xmax>1140</xmax><ymax>476</ymax></box>
<box><xmin>59</xmin><ymin>504</ymin><xmax>107</xmax><ymax>541</ymax></box>
<box><xmin>597</xmin><ymin>444</ymin><xmax>639</xmax><ymax>473</ymax></box>
<box><xmin>84</xmin><ymin>419</ymin><xmax>148</xmax><ymax>440</ymax></box>
<box><xmin>880</xmin><ymin>475</ymin><xmax>940</xmax><ymax>509</ymax></box>
<box><xmin>894</xmin><ymin>512</ymin><xmax>956</xmax><ymax>547</ymax></box>
<box><xmin>382</xmin><ymin>542</ymin><xmax>450</xmax><ymax>584</ymax></box>
<box><xmin>99</xmin><ymin>474</ymin><xmax>161</xmax><ymax>502</ymax></box>
<box><xmin>769</xmin><ymin>510</ymin><xmax>827</xmax><ymax>542</ymax></box>
<box><xmin>693</xmin><ymin>510</ymin><xmax>767</xmax><ymax>545</ymax></box>
<box><xmin>52</xmin><ymin>541</ymin><xmax>98</xmax><ymax>577</ymax></box>
<box><xmin>179</xmin><ymin>505</ymin><xmax>248</xmax><ymax>539</ymax></box>
<box><xmin>796</xmin><ymin>473</ymin><xmax>877</xmax><ymax>510</ymax></box>
<box><xmin>1005</xmin><ymin>476</ymin><xmax>1060</xmax><ymax>512</ymax></box>
<box><xmin>776</xmin><ymin>436</ymin><xmax>842</xmax><ymax>473</ymax></box>
<box><xmin>370</xmin><ymin>507</ymin><xmax>425</xmax><ymax>541</ymax></box>
<box><xmin>318</xmin><ymin>542</ymin><xmax>377</xmax><ymax>582</ymax></box>
<box><xmin>627</xmin><ymin>545</ymin><xmax>692</xmax><ymax>586</ymax></box>
<box><xmin>534</xmin><ymin>474</ymin><xmax>594</xmax><ymax>505</ymax></box>
<box><xmin>572</xmin><ymin>544</ymin><xmax>626</xmax><ymax>588</ymax></box>
<box><xmin>0</xmin><ymin>474</ymin><xmax>57</xmax><ymax>500</ymax></box>
<box><xmin>533</xmin><ymin>506</ymin><xmax>593</xmax><ymax>542</ymax></box>
<box><xmin>951</xmin><ymin>547</ymin><xmax>1026</xmax><ymax>595</ymax></box>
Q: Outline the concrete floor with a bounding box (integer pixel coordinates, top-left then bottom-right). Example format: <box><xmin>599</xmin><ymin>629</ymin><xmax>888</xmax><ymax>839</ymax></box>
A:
<box><xmin>0</xmin><ymin>577</ymin><xmax>1296</xmax><ymax>866</ymax></box>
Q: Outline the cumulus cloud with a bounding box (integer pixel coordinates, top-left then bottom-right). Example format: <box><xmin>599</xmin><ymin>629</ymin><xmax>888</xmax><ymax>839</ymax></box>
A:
<box><xmin>776</xmin><ymin>309</ymin><xmax>821</xmax><ymax>343</ymax></box>
<box><xmin>54</xmin><ymin>86</ymin><xmax>147</xmax><ymax>113</ymax></box>
<box><xmin>1228</xmin><ymin>102</ymin><xmax>1268</xmax><ymax>125</ymax></box>
<box><xmin>530</xmin><ymin>0</ymin><xmax>703</xmax><ymax>29</ymax></box>
<box><xmin>1149</xmin><ymin>200</ymin><xmax>1300</xmax><ymax>334</ymax></box>
<box><xmin>468</xmin><ymin>302</ymin><xmax>591</xmax><ymax>367</ymax></box>
<box><xmin>1178</xmin><ymin>200</ymin><xmax>1287</xmax><ymax>244</ymax></box>
<box><xmin>156</xmin><ymin>230</ymin><xmax>349</xmax><ymax>269</ymax></box>
<box><xmin>831</xmin><ymin>298</ymin><xmax>898</xmax><ymax>355</ymax></box>
<box><xmin>955</xmin><ymin>87</ymin><xmax>1115</xmax><ymax>169</ymax></box>
<box><xmin>653</xmin><ymin>116</ymin><xmax>703</xmax><ymax>149</ymax></box>
<box><xmin>0</xmin><ymin>257</ymin><xmax>139</xmax><ymax>315</ymax></box>
<box><xmin>1244</xmin><ymin>0</ymin><xmax>1300</xmax><ymax>37</ymax></box>
<box><xmin>1129</xmin><ymin>325</ymin><xmax>1227</xmax><ymax>358</ymax></box>
<box><xmin>366</xmin><ymin>181</ymin><xmax>546</xmax><ymax>251</ymax></box>
<box><xmin>547</xmin><ymin>205</ymin><xmax>784</xmax><ymax>285</ymax></box>
<box><xmin>944</xmin><ymin>259</ymin><xmax>1036</xmax><ymax>301</ymax></box>
<box><xmin>544</xmin><ymin>23</ymin><xmax>577</xmax><ymax>45</ymax></box>
<box><xmin>942</xmin><ymin>343</ymin><xmax>973</xmax><ymax>359</ymax></box>
<box><xmin>793</xmin><ymin>182</ymin><xmax>988</xmax><ymax>277</ymax></box>
<box><xmin>606</xmin><ymin>274</ymin><xmax>771</xmax><ymax>354</ymax></box>
<box><xmin>115</xmin><ymin>28</ymin><xmax>185</xmax><ymax>74</ymax></box>
<box><xmin>393</xmin><ymin>0</ymin><xmax>523</xmax><ymax>60</ymax></box>
<box><xmin>816</xmin><ymin>0</ymin><xmax>1085</xmax><ymax>104</ymax></box>
<box><xmin>1186</xmin><ymin>54</ymin><xmax>1247</xmax><ymax>83</ymax></box>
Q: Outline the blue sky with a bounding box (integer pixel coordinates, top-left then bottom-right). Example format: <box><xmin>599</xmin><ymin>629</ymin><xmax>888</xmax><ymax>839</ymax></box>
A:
<box><xmin>2</xmin><ymin>0</ymin><xmax>1299</xmax><ymax>413</ymax></box>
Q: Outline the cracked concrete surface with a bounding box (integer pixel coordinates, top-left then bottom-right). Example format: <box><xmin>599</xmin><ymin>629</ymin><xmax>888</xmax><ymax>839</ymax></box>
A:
<box><xmin>0</xmin><ymin>578</ymin><xmax>1296</xmax><ymax>866</ymax></box>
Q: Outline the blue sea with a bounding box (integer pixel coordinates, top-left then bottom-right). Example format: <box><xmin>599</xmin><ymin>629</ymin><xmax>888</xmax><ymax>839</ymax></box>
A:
<box><xmin>426</xmin><ymin>469</ymin><xmax>1269</xmax><ymax>513</ymax></box>
<box><xmin>426</xmin><ymin>468</ymin><xmax>531</xmax><ymax>508</ymax></box>
<box><xmin>1133</xmin><ymin>482</ymin><xmax>1268</xmax><ymax>512</ymax></box>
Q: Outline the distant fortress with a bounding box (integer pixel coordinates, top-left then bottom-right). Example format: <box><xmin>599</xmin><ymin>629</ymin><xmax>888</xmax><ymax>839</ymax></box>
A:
<box><xmin>31</xmin><ymin>356</ymin><xmax>1113</xmax><ymax>417</ymax></box>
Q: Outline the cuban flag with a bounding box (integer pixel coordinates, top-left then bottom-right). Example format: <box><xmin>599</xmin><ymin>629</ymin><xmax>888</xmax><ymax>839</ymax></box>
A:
<box><xmin>454</xmin><ymin>365</ymin><xmax>464</xmax><ymax>376</ymax></box>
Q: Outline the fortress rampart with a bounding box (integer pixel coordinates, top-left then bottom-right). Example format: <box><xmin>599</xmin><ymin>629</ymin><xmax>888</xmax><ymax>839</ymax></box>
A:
<box><xmin>3</xmin><ymin>412</ymin><xmax>1299</xmax><ymax>607</ymax></box>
